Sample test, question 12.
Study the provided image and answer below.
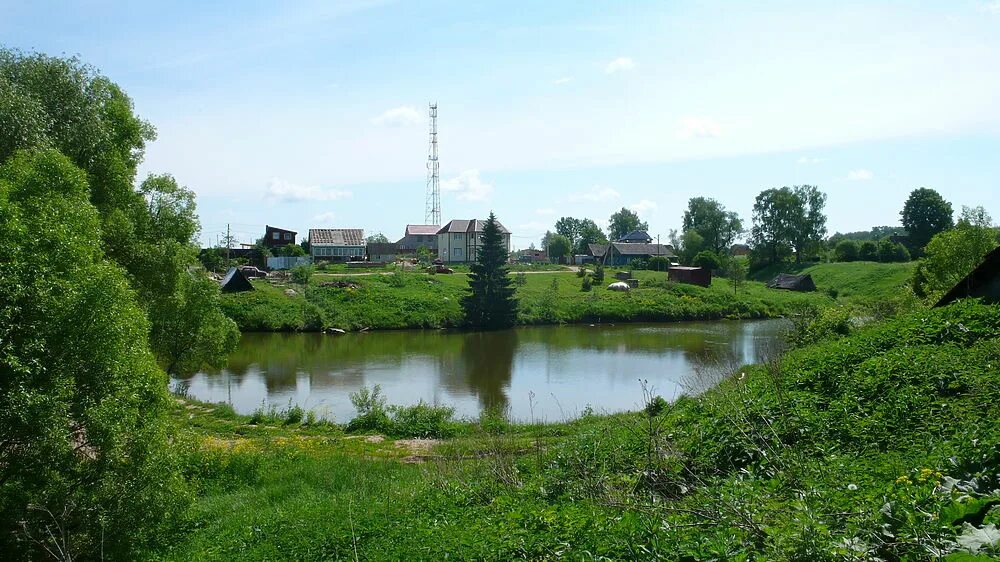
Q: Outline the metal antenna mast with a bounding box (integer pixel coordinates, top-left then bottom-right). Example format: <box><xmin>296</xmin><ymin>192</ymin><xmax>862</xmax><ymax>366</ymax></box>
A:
<box><xmin>424</xmin><ymin>102</ymin><xmax>441</xmax><ymax>225</ymax></box>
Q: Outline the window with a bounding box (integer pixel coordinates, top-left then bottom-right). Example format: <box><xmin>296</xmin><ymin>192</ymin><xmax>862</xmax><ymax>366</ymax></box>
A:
<box><xmin>284</xmin><ymin>233</ymin><xmax>292</xmax><ymax>240</ymax></box>
<box><xmin>455</xmin><ymin>248</ymin><xmax>463</xmax><ymax>258</ymax></box>
<box><xmin>272</xmin><ymin>232</ymin><xmax>280</xmax><ymax>240</ymax></box>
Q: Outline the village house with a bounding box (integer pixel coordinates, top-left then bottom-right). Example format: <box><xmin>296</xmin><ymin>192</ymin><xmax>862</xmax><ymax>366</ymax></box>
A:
<box><xmin>366</xmin><ymin>242</ymin><xmax>401</xmax><ymax>263</ymax></box>
<box><xmin>308</xmin><ymin>228</ymin><xmax>365</xmax><ymax>262</ymax></box>
<box><xmin>397</xmin><ymin>224</ymin><xmax>440</xmax><ymax>253</ymax></box>
<box><xmin>263</xmin><ymin>225</ymin><xmax>297</xmax><ymax>248</ymax></box>
<box><xmin>617</xmin><ymin>230</ymin><xmax>653</xmax><ymax>244</ymax></box>
<box><xmin>588</xmin><ymin>242</ymin><xmax>676</xmax><ymax>267</ymax></box>
<box><xmin>437</xmin><ymin>219</ymin><xmax>511</xmax><ymax>263</ymax></box>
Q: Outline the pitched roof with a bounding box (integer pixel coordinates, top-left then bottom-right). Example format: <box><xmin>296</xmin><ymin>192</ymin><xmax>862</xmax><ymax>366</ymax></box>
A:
<box><xmin>611</xmin><ymin>242</ymin><xmax>676</xmax><ymax>257</ymax></box>
<box><xmin>935</xmin><ymin>245</ymin><xmax>1000</xmax><ymax>307</ymax></box>
<box><xmin>767</xmin><ymin>273</ymin><xmax>817</xmax><ymax>291</ymax></box>
<box><xmin>437</xmin><ymin>219</ymin><xmax>510</xmax><ymax>234</ymax></box>
<box><xmin>309</xmin><ymin>228</ymin><xmax>365</xmax><ymax>246</ymax></box>
<box><xmin>588</xmin><ymin>244</ymin><xmax>609</xmax><ymax>258</ymax></box>
<box><xmin>220</xmin><ymin>267</ymin><xmax>254</xmax><ymax>293</ymax></box>
<box><xmin>618</xmin><ymin>230</ymin><xmax>652</xmax><ymax>242</ymax></box>
<box><xmin>266</xmin><ymin>225</ymin><xmax>297</xmax><ymax>234</ymax></box>
<box><xmin>405</xmin><ymin>224</ymin><xmax>440</xmax><ymax>236</ymax></box>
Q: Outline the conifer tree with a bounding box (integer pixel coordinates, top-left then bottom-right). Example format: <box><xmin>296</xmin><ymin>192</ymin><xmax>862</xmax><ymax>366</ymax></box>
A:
<box><xmin>462</xmin><ymin>213</ymin><xmax>518</xmax><ymax>329</ymax></box>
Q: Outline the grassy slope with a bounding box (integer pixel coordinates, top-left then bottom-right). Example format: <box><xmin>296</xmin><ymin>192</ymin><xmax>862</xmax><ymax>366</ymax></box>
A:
<box><xmin>156</xmin><ymin>301</ymin><xmax>1000</xmax><ymax>560</ymax></box>
<box><xmin>752</xmin><ymin>261</ymin><xmax>916</xmax><ymax>302</ymax></box>
<box><xmin>221</xmin><ymin>268</ymin><xmax>846</xmax><ymax>331</ymax></box>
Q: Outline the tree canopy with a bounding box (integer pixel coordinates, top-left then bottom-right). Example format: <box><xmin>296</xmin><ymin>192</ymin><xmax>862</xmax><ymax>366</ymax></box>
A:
<box><xmin>749</xmin><ymin>185</ymin><xmax>828</xmax><ymax>265</ymax></box>
<box><xmin>682</xmin><ymin>197</ymin><xmax>743</xmax><ymax>254</ymax></box>
<box><xmin>608</xmin><ymin>207</ymin><xmax>648</xmax><ymax>241</ymax></box>
<box><xmin>914</xmin><ymin>206</ymin><xmax>997</xmax><ymax>299</ymax></box>
<box><xmin>462</xmin><ymin>213</ymin><xmax>518</xmax><ymax>329</ymax></box>
<box><xmin>555</xmin><ymin>216</ymin><xmax>607</xmax><ymax>255</ymax></box>
<box><xmin>901</xmin><ymin>188</ymin><xmax>954</xmax><ymax>254</ymax></box>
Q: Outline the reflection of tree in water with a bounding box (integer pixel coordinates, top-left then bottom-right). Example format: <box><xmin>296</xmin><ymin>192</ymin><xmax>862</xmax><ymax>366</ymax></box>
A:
<box><xmin>440</xmin><ymin>330</ymin><xmax>518</xmax><ymax>411</ymax></box>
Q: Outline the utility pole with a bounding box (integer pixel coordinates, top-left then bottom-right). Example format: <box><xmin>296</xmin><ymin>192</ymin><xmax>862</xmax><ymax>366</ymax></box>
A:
<box><xmin>226</xmin><ymin>223</ymin><xmax>231</xmax><ymax>269</ymax></box>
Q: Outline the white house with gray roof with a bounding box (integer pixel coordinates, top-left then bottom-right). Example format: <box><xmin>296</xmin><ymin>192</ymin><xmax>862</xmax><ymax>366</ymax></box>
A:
<box><xmin>436</xmin><ymin>219</ymin><xmax>511</xmax><ymax>263</ymax></box>
<box><xmin>397</xmin><ymin>224</ymin><xmax>440</xmax><ymax>252</ymax></box>
<box><xmin>309</xmin><ymin>228</ymin><xmax>365</xmax><ymax>262</ymax></box>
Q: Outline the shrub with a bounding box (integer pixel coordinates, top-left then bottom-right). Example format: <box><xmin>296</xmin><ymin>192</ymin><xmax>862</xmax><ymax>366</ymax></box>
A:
<box><xmin>858</xmin><ymin>240</ymin><xmax>879</xmax><ymax>261</ymax></box>
<box><xmin>284</xmin><ymin>404</ymin><xmax>305</xmax><ymax>425</ymax></box>
<box><xmin>834</xmin><ymin>240</ymin><xmax>860</xmax><ymax>262</ymax></box>
<box><xmin>693</xmin><ymin>250</ymin><xmax>722</xmax><ymax>270</ymax></box>
<box><xmin>878</xmin><ymin>240</ymin><xmax>910</xmax><ymax>263</ymax></box>
<box><xmin>388</xmin><ymin>402</ymin><xmax>457</xmax><ymax>438</ymax></box>
<box><xmin>629</xmin><ymin>258</ymin><xmax>649</xmax><ymax>270</ymax></box>
<box><xmin>647</xmin><ymin>256</ymin><xmax>671</xmax><ymax>271</ymax></box>
<box><xmin>514</xmin><ymin>272</ymin><xmax>528</xmax><ymax>287</ymax></box>
<box><xmin>576</xmin><ymin>267</ymin><xmax>587</xmax><ymax>278</ymax></box>
<box><xmin>291</xmin><ymin>264</ymin><xmax>315</xmax><ymax>284</ymax></box>
<box><xmin>347</xmin><ymin>385</ymin><xmax>391</xmax><ymax>433</ymax></box>
<box><xmin>593</xmin><ymin>263</ymin><xmax>606</xmax><ymax>283</ymax></box>
<box><xmin>581</xmin><ymin>275</ymin><xmax>593</xmax><ymax>292</ymax></box>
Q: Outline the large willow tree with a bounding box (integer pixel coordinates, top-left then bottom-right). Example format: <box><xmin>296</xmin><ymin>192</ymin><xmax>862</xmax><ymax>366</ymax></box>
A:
<box><xmin>0</xmin><ymin>49</ymin><xmax>238</xmax><ymax>558</ymax></box>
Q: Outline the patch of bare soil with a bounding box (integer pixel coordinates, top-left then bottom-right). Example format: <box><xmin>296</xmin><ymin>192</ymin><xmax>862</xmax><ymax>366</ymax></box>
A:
<box><xmin>394</xmin><ymin>439</ymin><xmax>441</xmax><ymax>464</ymax></box>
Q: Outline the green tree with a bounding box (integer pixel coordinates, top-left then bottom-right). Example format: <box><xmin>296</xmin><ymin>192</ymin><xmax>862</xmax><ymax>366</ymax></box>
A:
<box><xmin>0</xmin><ymin>150</ymin><xmax>186</xmax><ymax>559</ymax></box>
<box><xmin>877</xmin><ymin>239</ymin><xmax>910</xmax><ymax>263</ymax></box>
<box><xmin>575</xmin><ymin>219</ymin><xmax>608</xmax><ymax>255</ymax></box>
<box><xmin>682</xmin><ymin>197</ymin><xmax>743</xmax><ymax>254</ymax></box>
<box><xmin>693</xmin><ymin>250</ymin><xmax>723</xmax><ymax>270</ymax></box>
<box><xmin>915</xmin><ymin>206</ymin><xmax>997</xmax><ymax>299</ymax></box>
<box><xmin>725</xmin><ymin>257</ymin><xmax>747</xmax><ymax>295</ymax></box>
<box><xmin>834</xmin><ymin>240</ymin><xmax>860</xmax><ymax>262</ymax></box>
<box><xmin>678</xmin><ymin>229</ymin><xmax>706</xmax><ymax>265</ymax></box>
<box><xmin>462</xmin><ymin>213</ymin><xmax>518</xmax><ymax>329</ymax></box>
<box><xmin>608</xmin><ymin>207</ymin><xmax>649</xmax><ymax>241</ymax></box>
<box><xmin>789</xmin><ymin>185</ymin><xmax>827</xmax><ymax>262</ymax></box>
<box><xmin>901</xmin><ymin>188</ymin><xmax>954</xmax><ymax>254</ymax></box>
<box><xmin>0</xmin><ymin>49</ymin><xmax>236</xmax><ymax>376</ymax></box>
<box><xmin>546</xmin><ymin>233</ymin><xmax>573</xmax><ymax>263</ymax></box>
<box><xmin>749</xmin><ymin>187</ymin><xmax>798</xmax><ymax>266</ymax></box>
<box><xmin>554</xmin><ymin>217</ymin><xmax>582</xmax><ymax>248</ymax></box>
<box><xmin>366</xmin><ymin>232</ymin><xmax>390</xmax><ymax>244</ymax></box>
<box><xmin>858</xmin><ymin>240</ymin><xmax>879</xmax><ymax>262</ymax></box>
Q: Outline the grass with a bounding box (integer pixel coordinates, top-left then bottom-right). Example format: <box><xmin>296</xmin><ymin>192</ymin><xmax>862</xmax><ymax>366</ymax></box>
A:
<box><xmin>751</xmin><ymin>260</ymin><xmax>916</xmax><ymax>302</ymax></box>
<box><xmin>219</xmin><ymin>265</ymin><xmax>873</xmax><ymax>331</ymax></box>
<box><xmin>154</xmin><ymin>300</ymin><xmax>1000</xmax><ymax>560</ymax></box>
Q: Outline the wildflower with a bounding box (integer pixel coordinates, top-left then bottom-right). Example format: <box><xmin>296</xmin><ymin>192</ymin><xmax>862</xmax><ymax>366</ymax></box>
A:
<box><xmin>895</xmin><ymin>476</ymin><xmax>912</xmax><ymax>485</ymax></box>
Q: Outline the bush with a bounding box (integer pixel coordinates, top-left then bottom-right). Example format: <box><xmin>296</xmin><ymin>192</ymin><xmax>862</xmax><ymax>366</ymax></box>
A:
<box><xmin>388</xmin><ymin>402</ymin><xmax>457</xmax><ymax>438</ymax></box>
<box><xmin>629</xmin><ymin>258</ymin><xmax>649</xmax><ymax>270</ymax></box>
<box><xmin>693</xmin><ymin>250</ymin><xmax>722</xmax><ymax>270</ymax></box>
<box><xmin>347</xmin><ymin>385</ymin><xmax>391</xmax><ymax>433</ymax></box>
<box><xmin>878</xmin><ymin>240</ymin><xmax>910</xmax><ymax>263</ymax></box>
<box><xmin>581</xmin><ymin>275</ymin><xmax>593</xmax><ymax>292</ymax></box>
<box><xmin>576</xmin><ymin>267</ymin><xmax>587</xmax><ymax>278</ymax></box>
<box><xmin>291</xmin><ymin>264</ymin><xmax>315</xmax><ymax>284</ymax></box>
<box><xmin>834</xmin><ymin>240</ymin><xmax>860</xmax><ymax>262</ymax></box>
<box><xmin>858</xmin><ymin>240</ymin><xmax>878</xmax><ymax>261</ymax></box>
<box><xmin>647</xmin><ymin>256</ymin><xmax>671</xmax><ymax>271</ymax></box>
<box><xmin>593</xmin><ymin>263</ymin><xmax>606</xmax><ymax>283</ymax></box>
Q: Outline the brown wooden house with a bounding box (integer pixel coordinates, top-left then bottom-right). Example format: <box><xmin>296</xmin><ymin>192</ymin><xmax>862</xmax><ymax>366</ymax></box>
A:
<box><xmin>264</xmin><ymin>225</ymin><xmax>297</xmax><ymax>248</ymax></box>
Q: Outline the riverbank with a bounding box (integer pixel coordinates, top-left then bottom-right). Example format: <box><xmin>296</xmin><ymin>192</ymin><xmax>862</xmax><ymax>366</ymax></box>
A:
<box><xmin>155</xmin><ymin>300</ymin><xmax>1000</xmax><ymax>559</ymax></box>
<box><xmin>217</xmin><ymin>263</ymin><xmax>913</xmax><ymax>332</ymax></box>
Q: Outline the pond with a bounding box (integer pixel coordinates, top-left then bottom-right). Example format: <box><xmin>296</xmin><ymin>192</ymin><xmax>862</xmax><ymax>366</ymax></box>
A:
<box><xmin>174</xmin><ymin>320</ymin><xmax>789</xmax><ymax>422</ymax></box>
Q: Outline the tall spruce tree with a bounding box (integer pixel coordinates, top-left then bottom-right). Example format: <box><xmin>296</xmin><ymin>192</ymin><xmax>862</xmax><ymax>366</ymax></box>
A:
<box><xmin>462</xmin><ymin>213</ymin><xmax>518</xmax><ymax>329</ymax></box>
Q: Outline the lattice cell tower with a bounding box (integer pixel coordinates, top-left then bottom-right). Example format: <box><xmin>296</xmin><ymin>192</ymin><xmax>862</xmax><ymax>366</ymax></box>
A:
<box><xmin>424</xmin><ymin>102</ymin><xmax>441</xmax><ymax>225</ymax></box>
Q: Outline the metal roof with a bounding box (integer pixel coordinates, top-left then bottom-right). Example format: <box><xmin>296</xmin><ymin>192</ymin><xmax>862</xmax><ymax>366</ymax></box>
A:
<box><xmin>309</xmin><ymin>228</ymin><xmax>365</xmax><ymax>246</ymax></box>
<box><xmin>405</xmin><ymin>224</ymin><xmax>441</xmax><ymax>236</ymax></box>
<box><xmin>437</xmin><ymin>219</ymin><xmax>510</xmax><ymax>234</ymax></box>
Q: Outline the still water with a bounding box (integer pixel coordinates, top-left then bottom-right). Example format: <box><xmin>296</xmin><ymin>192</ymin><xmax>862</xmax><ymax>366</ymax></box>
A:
<box><xmin>174</xmin><ymin>320</ymin><xmax>788</xmax><ymax>422</ymax></box>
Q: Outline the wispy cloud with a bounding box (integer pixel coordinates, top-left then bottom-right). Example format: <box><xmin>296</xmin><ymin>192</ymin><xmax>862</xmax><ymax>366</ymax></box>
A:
<box><xmin>552</xmin><ymin>77</ymin><xmax>573</xmax><ymax>85</ymax></box>
<box><xmin>980</xmin><ymin>1</ymin><xmax>1000</xmax><ymax>15</ymax></box>
<box><xmin>441</xmin><ymin>169</ymin><xmax>494</xmax><ymax>201</ymax></box>
<box><xmin>604</xmin><ymin>56</ymin><xmax>636</xmax><ymax>74</ymax></box>
<box><xmin>678</xmin><ymin>117</ymin><xmax>722</xmax><ymax>139</ymax></box>
<box><xmin>797</xmin><ymin>156</ymin><xmax>825</xmax><ymax>165</ymax></box>
<box><xmin>630</xmin><ymin>199</ymin><xmax>658</xmax><ymax>213</ymax></box>
<box><xmin>371</xmin><ymin>106</ymin><xmax>422</xmax><ymax>127</ymax></box>
<box><xmin>570</xmin><ymin>186</ymin><xmax>621</xmax><ymax>202</ymax></box>
<box><xmin>312</xmin><ymin>211</ymin><xmax>337</xmax><ymax>224</ymax></box>
<box><xmin>265</xmin><ymin>178</ymin><xmax>352</xmax><ymax>203</ymax></box>
<box><xmin>847</xmin><ymin>169</ymin><xmax>874</xmax><ymax>181</ymax></box>
<box><xmin>517</xmin><ymin>221</ymin><xmax>550</xmax><ymax>232</ymax></box>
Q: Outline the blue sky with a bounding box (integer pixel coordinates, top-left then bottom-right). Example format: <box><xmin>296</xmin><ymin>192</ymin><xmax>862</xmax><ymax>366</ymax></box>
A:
<box><xmin>4</xmin><ymin>0</ymin><xmax>1000</xmax><ymax>248</ymax></box>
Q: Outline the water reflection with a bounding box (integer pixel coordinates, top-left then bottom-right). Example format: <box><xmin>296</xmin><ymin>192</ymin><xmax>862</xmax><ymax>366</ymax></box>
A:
<box><xmin>175</xmin><ymin>320</ymin><xmax>788</xmax><ymax>421</ymax></box>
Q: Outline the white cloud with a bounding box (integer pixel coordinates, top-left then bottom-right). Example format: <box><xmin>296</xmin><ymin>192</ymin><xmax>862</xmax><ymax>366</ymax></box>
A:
<box><xmin>630</xmin><ymin>199</ymin><xmax>658</xmax><ymax>213</ymax></box>
<box><xmin>604</xmin><ymin>57</ymin><xmax>636</xmax><ymax>74</ymax></box>
<box><xmin>441</xmin><ymin>169</ymin><xmax>494</xmax><ymax>201</ymax></box>
<box><xmin>312</xmin><ymin>211</ymin><xmax>336</xmax><ymax>224</ymax></box>
<box><xmin>570</xmin><ymin>186</ymin><xmax>621</xmax><ymax>202</ymax></box>
<box><xmin>980</xmin><ymin>1</ymin><xmax>1000</xmax><ymax>15</ymax></box>
<box><xmin>371</xmin><ymin>106</ymin><xmax>422</xmax><ymax>127</ymax></box>
<box><xmin>552</xmin><ymin>77</ymin><xmax>573</xmax><ymax>85</ymax></box>
<box><xmin>797</xmin><ymin>156</ymin><xmax>825</xmax><ymax>164</ymax></box>
<box><xmin>678</xmin><ymin>117</ymin><xmax>722</xmax><ymax>139</ymax></box>
<box><xmin>265</xmin><ymin>178</ymin><xmax>352</xmax><ymax>203</ymax></box>
<box><xmin>847</xmin><ymin>169</ymin><xmax>874</xmax><ymax>181</ymax></box>
<box><xmin>535</xmin><ymin>208</ymin><xmax>555</xmax><ymax>216</ymax></box>
<box><xmin>517</xmin><ymin>221</ymin><xmax>550</xmax><ymax>232</ymax></box>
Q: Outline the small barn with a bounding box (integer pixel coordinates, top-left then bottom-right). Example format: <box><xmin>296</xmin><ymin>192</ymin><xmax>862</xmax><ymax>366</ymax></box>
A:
<box><xmin>935</xmin><ymin>245</ymin><xmax>1000</xmax><ymax>307</ymax></box>
<box><xmin>768</xmin><ymin>273</ymin><xmax>817</xmax><ymax>292</ymax></box>
<box><xmin>220</xmin><ymin>267</ymin><xmax>254</xmax><ymax>293</ymax></box>
<box><xmin>668</xmin><ymin>266</ymin><xmax>712</xmax><ymax>287</ymax></box>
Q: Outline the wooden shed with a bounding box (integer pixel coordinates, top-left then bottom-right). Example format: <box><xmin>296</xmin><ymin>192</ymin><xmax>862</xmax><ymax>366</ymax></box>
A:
<box><xmin>668</xmin><ymin>266</ymin><xmax>712</xmax><ymax>287</ymax></box>
<box><xmin>768</xmin><ymin>273</ymin><xmax>817</xmax><ymax>292</ymax></box>
<box><xmin>935</xmin><ymin>245</ymin><xmax>1000</xmax><ymax>307</ymax></box>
